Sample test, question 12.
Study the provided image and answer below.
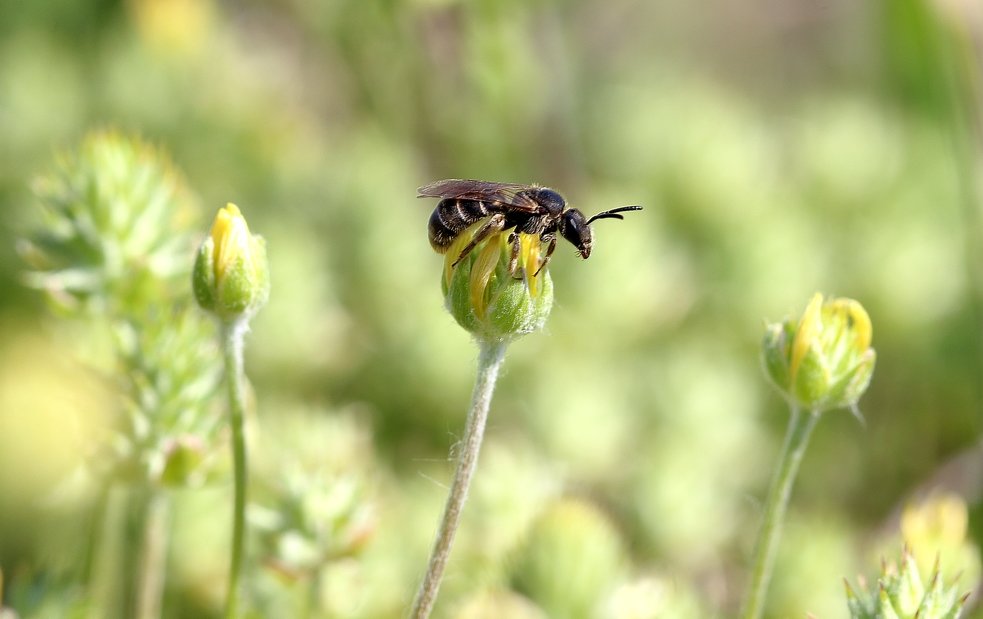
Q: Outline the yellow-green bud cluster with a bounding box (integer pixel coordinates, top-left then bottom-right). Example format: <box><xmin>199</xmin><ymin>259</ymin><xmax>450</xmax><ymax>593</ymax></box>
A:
<box><xmin>845</xmin><ymin>549</ymin><xmax>969</xmax><ymax>619</ymax></box>
<box><xmin>193</xmin><ymin>203</ymin><xmax>270</xmax><ymax>322</ymax></box>
<box><xmin>762</xmin><ymin>293</ymin><xmax>876</xmax><ymax>413</ymax></box>
<box><xmin>900</xmin><ymin>494</ymin><xmax>981</xmax><ymax>601</ymax></box>
<box><xmin>442</xmin><ymin>223</ymin><xmax>553</xmax><ymax>342</ymax></box>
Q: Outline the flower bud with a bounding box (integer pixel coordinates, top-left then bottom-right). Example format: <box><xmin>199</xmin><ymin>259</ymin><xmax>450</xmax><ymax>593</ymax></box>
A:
<box><xmin>193</xmin><ymin>203</ymin><xmax>269</xmax><ymax>322</ymax></box>
<box><xmin>441</xmin><ymin>225</ymin><xmax>553</xmax><ymax>342</ymax></box>
<box><xmin>762</xmin><ymin>293</ymin><xmax>875</xmax><ymax>413</ymax></box>
<box><xmin>901</xmin><ymin>493</ymin><xmax>981</xmax><ymax>589</ymax></box>
<box><xmin>159</xmin><ymin>434</ymin><xmax>210</xmax><ymax>488</ymax></box>
<box><xmin>845</xmin><ymin>548</ymin><xmax>969</xmax><ymax>619</ymax></box>
<box><xmin>509</xmin><ymin>498</ymin><xmax>625</xmax><ymax>619</ymax></box>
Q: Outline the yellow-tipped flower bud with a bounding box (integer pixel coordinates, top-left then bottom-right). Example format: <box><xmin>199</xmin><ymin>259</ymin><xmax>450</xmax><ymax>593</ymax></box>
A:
<box><xmin>901</xmin><ymin>493</ymin><xmax>981</xmax><ymax>589</ymax></box>
<box><xmin>193</xmin><ymin>203</ymin><xmax>270</xmax><ymax>322</ymax></box>
<box><xmin>762</xmin><ymin>293</ymin><xmax>876</xmax><ymax>413</ymax></box>
<box><xmin>845</xmin><ymin>547</ymin><xmax>970</xmax><ymax>619</ymax></box>
<box><xmin>442</xmin><ymin>223</ymin><xmax>553</xmax><ymax>342</ymax></box>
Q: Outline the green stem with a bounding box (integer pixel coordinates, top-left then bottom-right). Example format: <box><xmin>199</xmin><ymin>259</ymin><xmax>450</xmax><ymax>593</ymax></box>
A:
<box><xmin>88</xmin><ymin>485</ymin><xmax>127</xmax><ymax>619</ymax></box>
<box><xmin>136</xmin><ymin>490</ymin><xmax>169</xmax><ymax>619</ymax></box>
<box><xmin>222</xmin><ymin>320</ymin><xmax>248</xmax><ymax>619</ymax></box>
<box><xmin>409</xmin><ymin>340</ymin><xmax>508</xmax><ymax>619</ymax></box>
<box><xmin>741</xmin><ymin>406</ymin><xmax>820</xmax><ymax>619</ymax></box>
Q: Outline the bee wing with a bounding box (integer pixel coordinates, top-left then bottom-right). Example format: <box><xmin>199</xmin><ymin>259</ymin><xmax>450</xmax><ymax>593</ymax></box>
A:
<box><xmin>417</xmin><ymin>179</ymin><xmax>541</xmax><ymax>212</ymax></box>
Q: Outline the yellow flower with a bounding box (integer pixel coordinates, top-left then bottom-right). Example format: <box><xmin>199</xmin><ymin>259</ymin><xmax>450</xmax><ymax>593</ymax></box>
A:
<box><xmin>900</xmin><ymin>493</ymin><xmax>980</xmax><ymax>584</ymax></box>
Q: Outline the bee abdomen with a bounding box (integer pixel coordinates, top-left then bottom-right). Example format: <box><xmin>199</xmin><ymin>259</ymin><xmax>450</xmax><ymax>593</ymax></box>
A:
<box><xmin>428</xmin><ymin>199</ymin><xmax>494</xmax><ymax>252</ymax></box>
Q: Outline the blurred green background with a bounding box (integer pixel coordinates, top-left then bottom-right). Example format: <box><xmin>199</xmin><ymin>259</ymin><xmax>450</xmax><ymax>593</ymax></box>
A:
<box><xmin>1</xmin><ymin>0</ymin><xmax>982</xmax><ymax>617</ymax></box>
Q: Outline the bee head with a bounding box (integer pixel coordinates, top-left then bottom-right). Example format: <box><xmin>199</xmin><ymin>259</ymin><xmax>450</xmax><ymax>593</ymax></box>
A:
<box><xmin>560</xmin><ymin>209</ymin><xmax>593</xmax><ymax>259</ymax></box>
<box><xmin>561</xmin><ymin>205</ymin><xmax>643</xmax><ymax>260</ymax></box>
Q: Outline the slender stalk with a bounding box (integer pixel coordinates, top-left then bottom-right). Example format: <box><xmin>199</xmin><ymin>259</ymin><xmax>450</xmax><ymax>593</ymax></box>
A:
<box><xmin>136</xmin><ymin>490</ymin><xmax>169</xmax><ymax>619</ymax></box>
<box><xmin>88</xmin><ymin>485</ymin><xmax>126</xmax><ymax>619</ymax></box>
<box><xmin>222</xmin><ymin>320</ymin><xmax>248</xmax><ymax>619</ymax></box>
<box><xmin>741</xmin><ymin>406</ymin><xmax>821</xmax><ymax>619</ymax></box>
<box><xmin>409</xmin><ymin>340</ymin><xmax>508</xmax><ymax>619</ymax></box>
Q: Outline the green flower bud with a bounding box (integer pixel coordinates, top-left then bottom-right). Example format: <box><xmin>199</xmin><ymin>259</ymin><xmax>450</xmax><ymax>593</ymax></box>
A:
<box><xmin>762</xmin><ymin>293</ymin><xmax>876</xmax><ymax>413</ymax></box>
<box><xmin>509</xmin><ymin>498</ymin><xmax>625</xmax><ymax>619</ymax></box>
<box><xmin>441</xmin><ymin>224</ymin><xmax>553</xmax><ymax>342</ymax></box>
<box><xmin>193</xmin><ymin>203</ymin><xmax>270</xmax><ymax>322</ymax></box>
<box><xmin>845</xmin><ymin>548</ymin><xmax>969</xmax><ymax>619</ymax></box>
<box><xmin>159</xmin><ymin>435</ymin><xmax>210</xmax><ymax>488</ymax></box>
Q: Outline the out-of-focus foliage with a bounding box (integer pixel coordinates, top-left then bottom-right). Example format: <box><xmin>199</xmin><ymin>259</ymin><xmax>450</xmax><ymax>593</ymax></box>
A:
<box><xmin>19</xmin><ymin>132</ymin><xmax>223</xmax><ymax>489</ymax></box>
<box><xmin>1</xmin><ymin>0</ymin><xmax>982</xmax><ymax>617</ymax></box>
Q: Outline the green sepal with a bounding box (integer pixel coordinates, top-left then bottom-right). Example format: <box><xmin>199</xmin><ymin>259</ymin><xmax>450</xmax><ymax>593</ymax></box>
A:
<box><xmin>443</xmin><ymin>241</ymin><xmax>553</xmax><ymax>343</ymax></box>
<box><xmin>192</xmin><ymin>237</ymin><xmax>216</xmax><ymax>312</ymax></box>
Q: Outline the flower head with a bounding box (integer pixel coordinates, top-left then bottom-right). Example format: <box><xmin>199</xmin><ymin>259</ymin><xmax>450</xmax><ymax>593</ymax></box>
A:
<box><xmin>193</xmin><ymin>203</ymin><xmax>270</xmax><ymax>322</ymax></box>
<box><xmin>442</xmin><ymin>223</ymin><xmax>553</xmax><ymax>342</ymax></box>
<box><xmin>762</xmin><ymin>293</ymin><xmax>876</xmax><ymax>413</ymax></box>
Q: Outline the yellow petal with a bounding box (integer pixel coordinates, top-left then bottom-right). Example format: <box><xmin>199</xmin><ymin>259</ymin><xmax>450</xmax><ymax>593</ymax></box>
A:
<box><xmin>469</xmin><ymin>234</ymin><xmax>503</xmax><ymax>319</ymax></box>
<box><xmin>844</xmin><ymin>299</ymin><xmax>872</xmax><ymax>351</ymax></box>
<box><xmin>520</xmin><ymin>233</ymin><xmax>542</xmax><ymax>297</ymax></box>
<box><xmin>443</xmin><ymin>220</ymin><xmax>483</xmax><ymax>288</ymax></box>
<box><xmin>210</xmin><ymin>203</ymin><xmax>250</xmax><ymax>281</ymax></box>
<box><xmin>790</xmin><ymin>293</ymin><xmax>823</xmax><ymax>384</ymax></box>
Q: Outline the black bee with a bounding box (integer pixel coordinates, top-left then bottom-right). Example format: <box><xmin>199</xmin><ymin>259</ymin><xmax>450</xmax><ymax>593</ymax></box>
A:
<box><xmin>418</xmin><ymin>179</ymin><xmax>641</xmax><ymax>275</ymax></box>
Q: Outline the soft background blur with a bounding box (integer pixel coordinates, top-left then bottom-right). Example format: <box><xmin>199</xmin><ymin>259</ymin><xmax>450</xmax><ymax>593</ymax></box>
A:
<box><xmin>1</xmin><ymin>0</ymin><xmax>982</xmax><ymax>617</ymax></box>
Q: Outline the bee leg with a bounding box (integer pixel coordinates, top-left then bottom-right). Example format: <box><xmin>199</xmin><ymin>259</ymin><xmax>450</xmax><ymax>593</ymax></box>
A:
<box><xmin>533</xmin><ymin>234</ymin><xmax>557</xmax><ymax>276</ymax></box>
<box><xmin>452</xmin><ymin>213</ymin><xmax>506</xmax><ymax>267</ymax></box>
<box><xmin>508</xmin><ymin>233</ymin><xmax>522</xmax><ymax>278</ymax></box>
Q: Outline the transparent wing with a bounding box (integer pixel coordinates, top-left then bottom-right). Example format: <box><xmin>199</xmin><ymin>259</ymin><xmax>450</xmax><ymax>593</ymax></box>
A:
<box><xmin>417</xmin><ymin>179</ymin><xmax>541</xmax><ymax>212</ymax></box>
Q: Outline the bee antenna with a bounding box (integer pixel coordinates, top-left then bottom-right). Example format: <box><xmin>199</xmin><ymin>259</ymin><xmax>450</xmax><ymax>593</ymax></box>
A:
<box><xmin>586</xmin><ymin>205</ymin><xmax>642</xmax><ymax>225</ymax></box>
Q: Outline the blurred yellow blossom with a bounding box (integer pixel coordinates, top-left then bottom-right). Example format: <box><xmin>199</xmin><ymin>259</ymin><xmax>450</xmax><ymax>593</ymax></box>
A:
<box><xmin>901</xmin><ymin>493</ymin><xmax>981</xmax><ymax>586</ymax></box>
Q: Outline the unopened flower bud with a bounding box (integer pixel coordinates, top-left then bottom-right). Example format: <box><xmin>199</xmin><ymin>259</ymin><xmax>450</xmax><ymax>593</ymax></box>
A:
<box><xmin>762</xmin><ymin>293</ymin><xmax>875</xmax><ymax>413</ymax></box>
<box><xmin>193</xmin><ymin>203</ymin><xmax>269</xmax><ymax>322</ymax></box>
<box><xmin>509</xmin><ymin>498</ymin><xmax>625</xmax><ymax>619</ymax></box>
<box><xmin>845</xmin><ymin>547</ymin><xmax>969</xmax><ymax>619</ymax></box>
<box><xmin>442</xmin><ymin>225</ymin><xmax>553</xmax><ymax>342</ymax></box>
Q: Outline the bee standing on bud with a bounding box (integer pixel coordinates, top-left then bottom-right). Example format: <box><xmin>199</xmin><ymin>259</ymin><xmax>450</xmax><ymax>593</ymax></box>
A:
<box><xmin>419</xmin><ymin>179</ymin><xmax>642</xmax><ymax>275</ymax></box>
<box><xmin>418</xmin><ymin>179</ymin><xmax>642</xmax><ymax>342</ymax></box>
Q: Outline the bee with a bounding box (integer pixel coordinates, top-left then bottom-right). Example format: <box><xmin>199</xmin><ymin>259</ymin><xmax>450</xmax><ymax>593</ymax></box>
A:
<box><xmin>418</xmin><ymin>179</ymin><xmax>642</xmax><ymax>275</ymax></box>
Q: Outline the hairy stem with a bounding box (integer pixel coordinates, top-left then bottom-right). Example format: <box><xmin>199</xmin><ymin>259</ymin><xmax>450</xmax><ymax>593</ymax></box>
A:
<box><xmin>136</xmin><ymin>490</ymin><xmax>169</xmax><ymax>619</ymax></box>
<box><xmin>222</xmin><ymin>320</ymin><xmax>248</xmax><ymax>619</ymax></box>
<box><xmin>741</xmin><ymin>406</ymin><xmax>820</xmax><ymax>619</ymax></box>
<box><xmin>409</xmin><ymin>340</ymin><xmax>508</xmax><ymax>619</ymax></box>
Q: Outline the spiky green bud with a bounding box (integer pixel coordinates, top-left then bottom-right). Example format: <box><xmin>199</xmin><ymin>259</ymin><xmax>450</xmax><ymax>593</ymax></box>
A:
<box><xmin>845</xmin><ymin>549</ymin><xmax>968</xmax><ymax>619</ymax></box>
<box><xmin>193</xmin><ymin>203</ymin><xmax>270</xmax><ymax>322</ymax></box>
<box><xmin>20</xmin><ymin>130</ymin><xmax>195</xmax><ymax>312</ymax></box>
<box><xmin>441</xmin><ymin>225</ymin><xmax>553</xmax><ymax>343</ymax></box>
<box><xmin>762</xmin><ymin>293</ymin><xmax>876</xmax><ymax>413</ymax></box>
